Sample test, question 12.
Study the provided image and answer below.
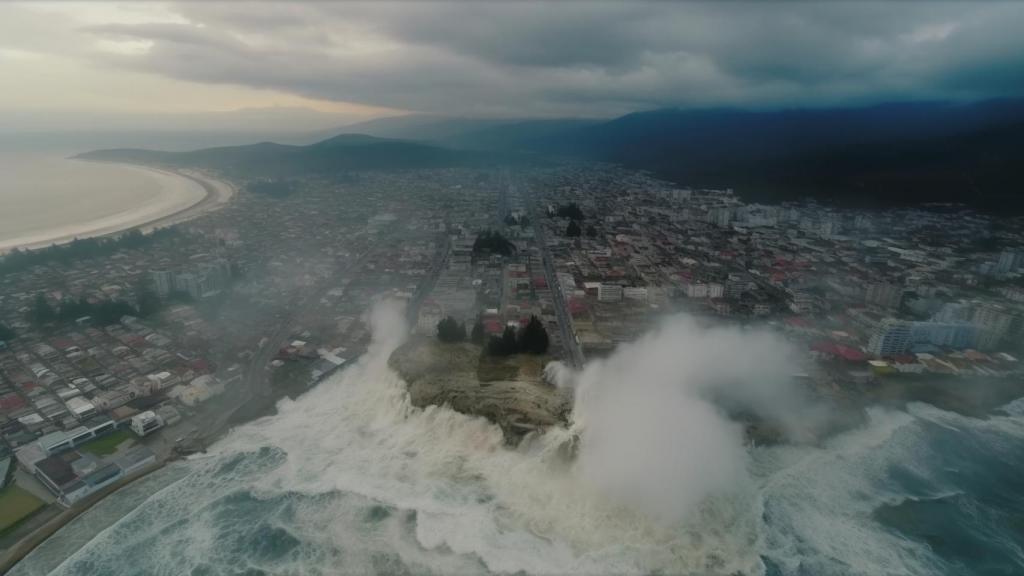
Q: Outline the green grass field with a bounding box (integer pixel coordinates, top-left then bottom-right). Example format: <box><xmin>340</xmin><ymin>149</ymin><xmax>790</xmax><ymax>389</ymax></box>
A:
<box><xmin>0</xmin><ymin>483</ymin><xmax>45</xmax><ymax>533</ymax></box>
<box><xmin>477</xmin><ymin>352</ymin><xmax>549</xmax><ymax>383</ymax></box>
<box><xmin>476</xmin><ymin>357</ymin><xmax>520</xmax><ymax>382</ymax></box>
<box><xmin>78</xmin><ymin>429</ymin><xmax>133</xmax><ymax>456</ymax></box>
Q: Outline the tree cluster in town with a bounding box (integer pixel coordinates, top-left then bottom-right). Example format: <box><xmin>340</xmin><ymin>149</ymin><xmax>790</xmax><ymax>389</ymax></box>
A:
<box><xmin>436</xmin><ymin>315</ymin><xmax>468</xmax><ymax>342</ymax></box>
<box><xmin>485</xmin><ymin>316</ymin><xmax>550</xmax><ymax>356</ymax></box>
<box><xmin>472</xmin><ymin>230</ymin><xmax>516</xmax><ymax>256</ymax></box>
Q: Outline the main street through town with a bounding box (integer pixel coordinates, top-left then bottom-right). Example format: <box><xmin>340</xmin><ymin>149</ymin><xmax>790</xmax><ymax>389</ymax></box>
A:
<box><xmin>513</xmin><ymin>172</ymin><xmax>585</xmax><ymax>368</ymax></box>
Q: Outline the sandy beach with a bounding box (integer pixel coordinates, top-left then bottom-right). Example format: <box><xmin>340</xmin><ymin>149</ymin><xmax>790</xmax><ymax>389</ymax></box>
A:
<box><xmin>0</xmin><ymin>161</ymin><xmax>235</xmax><ymax>254</ymax></box>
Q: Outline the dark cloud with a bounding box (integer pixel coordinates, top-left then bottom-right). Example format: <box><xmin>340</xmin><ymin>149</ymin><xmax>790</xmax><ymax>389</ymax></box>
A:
<box><xmin>79</xmin><ymin>1</ymin><xmax>1024</xmax><ymax>116</ymax></box>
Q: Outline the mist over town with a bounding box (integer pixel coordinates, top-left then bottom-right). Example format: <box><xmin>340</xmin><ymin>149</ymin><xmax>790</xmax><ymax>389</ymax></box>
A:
<box><xmin>1</xmin><ymin>2</ymin><xmax>1024</xmax><ymax>575</ymax></box>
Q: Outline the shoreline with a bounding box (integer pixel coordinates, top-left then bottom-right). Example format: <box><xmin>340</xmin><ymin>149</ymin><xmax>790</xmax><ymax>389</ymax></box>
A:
<box><xmin>0</xmin><ymin>354</ymin><xmax>360</xmax><ymax>574</ymax></box>
<box><xmin>0</xmin><ymin>161</ymin><xmax>236</xmax><ymax>255</ymax></box>
<box><xmin>129</xmin><ymin>166</ymin><xmax>236</xmax><ymax>235</ymax></box>
<box><xmin>0</xmin><ymin>463</ymin><xmax>165</xmax><ymax>574</ymax></box>
<box><xmin>1</xmin><ymin>348</ymin><xmax>1021</xmax><ymax>572</ymax></box>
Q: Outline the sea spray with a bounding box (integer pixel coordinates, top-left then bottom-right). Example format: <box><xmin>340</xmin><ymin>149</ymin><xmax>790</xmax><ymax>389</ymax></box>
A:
<box><xmin>17</xmin><ymin>302</ymin><xmax>1023</xmax><ymax>575</ymax></box>
<box><xmin>560</xmin><ymin>314</ymin><xmax>818</xmax><ymax>524</ymax></box>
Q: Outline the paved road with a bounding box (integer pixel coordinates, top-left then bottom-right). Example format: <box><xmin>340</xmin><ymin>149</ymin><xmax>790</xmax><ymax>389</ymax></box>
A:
<box><xmin>243</xmin><ymin>222</ymin><xmax>450</xmax><ymax>405</ymax></box>
<box><xmin>515</xmin><ymin>172</ymin><xmax>585</xmax><ymax>368</ymax></box>
<box><xmin>160</xmin><ymin>253</ymin><xmax>370</xmax><ymax>452</ymax></box>
<box><xmin>406</xmin><ymin>233</ymin><xmax>450</xmax><ymax>325</ymax></box>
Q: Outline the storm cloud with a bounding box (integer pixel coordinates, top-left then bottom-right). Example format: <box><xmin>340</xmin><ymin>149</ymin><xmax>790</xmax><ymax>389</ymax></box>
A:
<box><xmin>6</xmin><ymin>1</ymin><xmax>1024</xmax><ymax>118</ymax></box>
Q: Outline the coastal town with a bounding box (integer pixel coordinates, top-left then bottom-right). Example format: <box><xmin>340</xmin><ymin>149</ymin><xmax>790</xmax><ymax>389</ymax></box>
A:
<box><xmin>3</xmin><ymin>160</ymin><xmax>1024</xmax><ymax>563</ymax></box>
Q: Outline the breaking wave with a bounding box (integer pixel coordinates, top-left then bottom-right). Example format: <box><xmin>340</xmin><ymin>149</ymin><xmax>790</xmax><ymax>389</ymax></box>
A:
<box><xmin>11</xmin><ymin>303</ymin><xmax>1024</xmax><ymax>575</ymax></box>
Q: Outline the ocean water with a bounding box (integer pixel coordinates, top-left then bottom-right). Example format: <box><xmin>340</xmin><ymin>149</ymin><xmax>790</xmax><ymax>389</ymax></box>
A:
<box><xmin>10</xmin><ymin>308</ymin><xmax>1024</xmax><ymax>576</ymax></box>
<box><xmin>0</xmin><ymin>153</ymin><xmax>205</xmax><ymax>252</ymax></box>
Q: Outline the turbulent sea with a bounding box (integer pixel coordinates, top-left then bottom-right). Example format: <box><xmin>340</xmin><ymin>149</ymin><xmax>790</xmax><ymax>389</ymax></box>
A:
<box><xmin>11</xmin><ymin>308</ymin><xmax>1024</xmax><ymax>576</ymax></box>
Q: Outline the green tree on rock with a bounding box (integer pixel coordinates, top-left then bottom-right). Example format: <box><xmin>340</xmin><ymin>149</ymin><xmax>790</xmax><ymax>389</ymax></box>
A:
<box><xmin>436</xmin><ymin>316</ymin><xmax>467</xmax><ymax>343</ymax></box>
<box><xmin>518</xmin><ymin>316</ymin><xmax>550</xmax><ymax>355</ymax></box>
<box><xmin>501</xmin><ymin>325</ymin><xmax>518</xmax><ymax>353</ymax></box>
<box><xmin>487</xmin><ymin>325</ymin><xmax>520</xmax><ymax>356</ymax></box>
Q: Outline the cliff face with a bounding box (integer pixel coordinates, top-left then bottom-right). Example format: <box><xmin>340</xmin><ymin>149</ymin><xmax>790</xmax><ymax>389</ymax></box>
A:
<box><xmin>388</xmin><ymin>337</ymin><xmax>572</xmax><ymax>443</ymax></box>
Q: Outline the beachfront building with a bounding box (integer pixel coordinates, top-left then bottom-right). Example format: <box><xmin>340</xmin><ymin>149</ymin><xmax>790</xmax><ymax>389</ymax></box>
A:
<box><xmin>31</xmin><ymin>446</ymin><xmax>157</xmax><ymax>506</ymax></box>
<box><xmin>130</xmin><ymin>411</ymin><xmax>164</xmax><ymax>437</ymax></box>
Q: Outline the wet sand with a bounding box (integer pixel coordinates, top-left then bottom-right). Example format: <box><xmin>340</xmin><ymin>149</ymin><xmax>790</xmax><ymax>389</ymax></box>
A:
<box><xmin>129</xmin><ymin>167</ymin><xmax>235</xmax><ymax>234</ymax></box>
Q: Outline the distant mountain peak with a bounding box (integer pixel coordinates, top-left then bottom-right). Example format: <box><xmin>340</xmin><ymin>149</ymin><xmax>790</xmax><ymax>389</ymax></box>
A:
<box><xmin>75</xmin><ymin>131</ymin><xmax>490</xmax><ymax>178</ymax></box>
<box><xmin>311</xmin><ymin>133</ymin><xmax>399</xmax><ymax>147</ymax></box>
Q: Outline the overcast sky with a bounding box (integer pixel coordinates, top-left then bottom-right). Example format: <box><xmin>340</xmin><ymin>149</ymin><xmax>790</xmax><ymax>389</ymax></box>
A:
<box><xmin>2</xmin><ymin>1</ymin><xmax>1022</xmax><ymax>132</ymax></box>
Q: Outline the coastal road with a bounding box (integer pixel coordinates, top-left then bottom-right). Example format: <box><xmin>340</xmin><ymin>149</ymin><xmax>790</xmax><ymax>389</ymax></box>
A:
<box><xmin>242</xmin><ymin>220</ymin><xmax>443</xmax><ymax>410</ymax></box>
<box><xmin>244</xmin><ymin>251</ymin><xmax>370</xmax><ymax>394</ymax></box>
<box><xmin>223</xmin><ymin>218</ymin><xmax>444</xmax><ymax>444</ymax></box>
<box><xmin>187</xmin><ymin>249</ymin><xmax>372</xmax><ymax>447</ymax></box>
<box><xmin>156</xmin><ymin>247</ymin><xmax>374</xmax><ymax>454</ymax></box>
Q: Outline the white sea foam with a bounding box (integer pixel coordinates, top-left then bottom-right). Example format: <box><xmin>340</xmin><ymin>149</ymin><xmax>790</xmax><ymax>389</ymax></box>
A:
<box><xmin>154</xmin><ymin>302</ymin><xmax>771</xmax><ymax>574</ymax></box>
<box><xmin>756</xmin><ymin>407</ymin><xmax>951</xmax><ymax>576</ymax></box>
<box><xmin>22</xmin><ymin>301</ymin><xmax>1024</xmax><ymax>576</ymax></box>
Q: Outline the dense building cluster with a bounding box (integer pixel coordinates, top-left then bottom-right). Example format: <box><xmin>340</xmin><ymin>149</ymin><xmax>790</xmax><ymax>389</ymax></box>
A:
<box><xmin>522</xmin><ymin>165</ymin><xmax>1024</xmax><ymax>380</ymax></box>
<box><xmin>3</xmin><ymin>160</ymin><xmax>1024</xmax><ymax>530</ymax></box>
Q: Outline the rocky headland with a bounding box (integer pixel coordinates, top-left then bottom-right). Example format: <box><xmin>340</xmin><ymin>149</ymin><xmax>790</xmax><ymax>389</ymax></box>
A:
<box><xmin>389</xmin><ymin>336</ymin><xmax>572</xmax><ymax>443</ymax></box>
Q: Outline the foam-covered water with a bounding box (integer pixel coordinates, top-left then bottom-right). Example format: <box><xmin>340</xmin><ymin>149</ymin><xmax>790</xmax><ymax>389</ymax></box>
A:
<box><xmin>11</xmin><ymin>307</ymin><xmax>1024</xmax><ymax>575</ymax></box>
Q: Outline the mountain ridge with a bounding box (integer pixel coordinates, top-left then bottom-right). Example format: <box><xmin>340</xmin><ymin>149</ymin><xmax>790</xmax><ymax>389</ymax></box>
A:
<box><xmin>77</xmin><ymin>99</ymin><xmax>1024</xmax><ymax>209</ymax></box>
<box><xmin>75</xmin><ymin>133</ymin><xmax>491</xmax><ymax>177</ymax></box>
